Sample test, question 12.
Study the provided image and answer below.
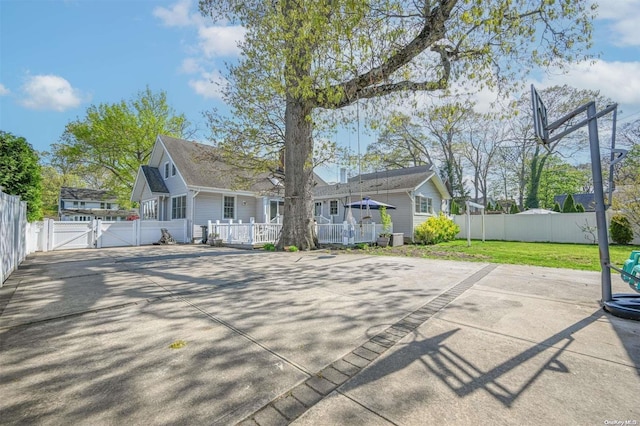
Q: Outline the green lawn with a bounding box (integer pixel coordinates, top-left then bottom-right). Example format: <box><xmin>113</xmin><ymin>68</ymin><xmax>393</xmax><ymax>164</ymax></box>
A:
<box><xmin>358</xmin><ymin>240</ymin><xmax>640</xmax><ymax>271</ymax></box>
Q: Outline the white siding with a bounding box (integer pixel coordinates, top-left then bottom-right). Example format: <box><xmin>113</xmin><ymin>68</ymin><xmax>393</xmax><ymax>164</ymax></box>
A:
<box><xmin>192</xmin><ymin>193</ymin><xmax>257</xmax><ymax>225</ymax></box>
<box><xmin>193</xmin><ymin>193</ymin><xmax>222</xmax><ymax>225</ymax></box>
<box><xmin>158</xmin><ymin>150</ymin><xmax>188</xmax><ymax>195</ymax></box>
<box><xmin>237</xmin><ymin>195</ymin><xmax>257</xmax><ymax>222</ymax></box>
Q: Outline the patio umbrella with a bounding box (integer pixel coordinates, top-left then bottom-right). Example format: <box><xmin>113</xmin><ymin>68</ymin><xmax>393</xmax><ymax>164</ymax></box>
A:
<box><xmin>344</xmin><ymin>197</ymin><xmax>396</xmax><ymax>210</ymax></box>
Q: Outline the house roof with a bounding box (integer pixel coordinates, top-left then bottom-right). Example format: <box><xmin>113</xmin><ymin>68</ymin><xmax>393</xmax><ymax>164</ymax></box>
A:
<box><xmin>554</xmin><ymin>193</ymin><xmax>596</xmax><ymax>211</ymax></box>
<box><xmin>141</xmin><ymin>165</ymin><xmax>169</xmax><ymax>194</ymax></box>
<box><xmin>60</xmin><ymin>187</ymin><xmax>117</xmax><ymax>201</ymax></box>
<box><xmin>313</xmin><ymin>165</ymin><xmax>450</xmax><ymax>199</ymax></box>
<box><xmin>158</xmin><ymin>135</ymin><xmax>282</xmax><ymax>194</ymax></box>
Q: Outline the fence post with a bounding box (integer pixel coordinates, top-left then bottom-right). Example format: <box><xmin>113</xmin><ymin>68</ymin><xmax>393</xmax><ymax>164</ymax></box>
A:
<box><xmin>46</xmin><ymin>219</ymin><xmax>54</xmax><ymax>251</ymax></box>
<box><xmin>135</xmin><ymin>219</ymin><xmax>141</xmax><ymax>246</ymax></box>
<box><xmin>95</xmin><ymin>219</ymin><xmax>102</xmax><ymax>249</ymax></box>
<box><xmin>215</xmin><ymin>220</ymin><xmax>220</xmax><ymax>240</ymax></box>
<box><xmin>228</xmin><ymin>219</ymin><xmax>233</xmax><ymax>243</ymax></box>
<box><xmin>207</xmin><ymin>220</ymin><xmax>213</xmax><ymax>239</ymax></box>
<box><xmin>372</xmin><ymin>222</ymin><xmax>377</xmax><ymax>242</ymax></box>
<box><xmin>249</xmin><ymin>217</ymin><xmax>255</xmax><ymax>245</ymax></box>
<box><xmin>342</xmin><ymin>221</ymin><xmax>348</xmax><ymax>246</ymax></box>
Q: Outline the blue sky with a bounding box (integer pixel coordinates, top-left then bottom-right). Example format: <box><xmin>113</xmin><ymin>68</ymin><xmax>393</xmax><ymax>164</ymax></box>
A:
<box><xmin>1</xmin><ymin>0</ymin><xmax>640</xmax><ymax>182</ymax></box>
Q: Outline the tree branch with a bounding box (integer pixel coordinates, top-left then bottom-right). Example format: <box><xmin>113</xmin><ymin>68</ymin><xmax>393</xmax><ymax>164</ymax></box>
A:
<box><xmin>316</xmin><ymin>0</ymin><xmax>456</xmax><ymax>109</ymax></box>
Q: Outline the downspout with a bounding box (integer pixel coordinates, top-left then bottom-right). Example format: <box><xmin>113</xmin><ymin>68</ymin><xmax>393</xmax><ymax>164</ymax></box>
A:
<box><xmin>191</xmin><ymin>190</ymin><xmax>200</xmax><ymax>242</ymax></box>
<box><xmin>407</xmin><ymin>190</ymin><xmax>414</xmax><ymax>242</ymax></box>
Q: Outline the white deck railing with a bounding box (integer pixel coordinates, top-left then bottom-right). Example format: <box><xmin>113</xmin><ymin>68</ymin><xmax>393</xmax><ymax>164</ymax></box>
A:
<box><xmin>206</xmin><ymin>219</ymin><xmax>385</xmax><ymax>246</ymax></box>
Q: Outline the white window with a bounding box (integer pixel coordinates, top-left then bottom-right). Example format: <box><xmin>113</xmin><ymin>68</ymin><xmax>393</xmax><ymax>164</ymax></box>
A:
<box><xmin>223</xmin><ymin>196</ymin><xmax>235</xmax><ymax>219</ymax></box>
<box><xmin>171</xmin><ymin>164</ymin><xmax>176</xmax><ymax>176</ymax></box>
<box><xmin>142</xmin><ymin>199</ymin><xmax>158</xmax><ymax>220</ymax></box>
<box><xmin>172</xmin><ymin>195</ymin><xmax>186</xmax><ymax>219</ymax></box>
<box><xmin>73</xmin><ymin>201</ymin><xmax>78</xmax><ymax>207</ymax></box>
<box><xmin>314</xmin><ymin>202</ymin><xmax>322</xmax><ymax>216</ymax></box>
<box><xmin>329</xmin><ymin>200</ymin><xmax>338</xmax><ymax>216</ymax></box>
<box><xmin>80</xmin><ymin>201</ymin><xmax>85</xmax><ymax>207</ymax></box>
<box><xmin>164</xmin><ymin>162</ymin><xmax>170</xmax><ymax>179</ymax></box>
<box><xmin>415</xmin><ymin>196</ymin><xmax>433</xmax><ymax>214</ymax></box>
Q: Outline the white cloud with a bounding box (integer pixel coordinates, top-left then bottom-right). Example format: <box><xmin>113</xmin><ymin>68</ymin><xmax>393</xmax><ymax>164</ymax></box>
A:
<box><xmin>537</xmin><ymin>60</ymin><xmax>640</xmax><ymax>110</ymax></box>
<box><xmin>198</xmin><ymin>25</ymin><xmax>245</xmax><ymax>57</ymax></box>
<box><xmin>153</xmin><ymin>0</ymin><xmax>200</xmax><ymax>27</ymax></box>
<box><xmin>188</xmin><ymin>71</ymin><xmax>227</xmax><ymax>100</ymax></box>
<box><xmin>594</xmin><ymin>0</ymin><xmax>640</xmax><ymax>46</ymax></box>
<box><xmin>20</xmin><ymin>74</ymin><xmax>84</xmax><ymax>111</ymax></box>
<box><xmin>179</xmin><ymin>58</ymin><xmax>201</xmax><ymax>74</ymax></box>
<box><xmin>0</xmin><ymin>83</ymin><xmax>9</xmax><ymax>96</ymax></box>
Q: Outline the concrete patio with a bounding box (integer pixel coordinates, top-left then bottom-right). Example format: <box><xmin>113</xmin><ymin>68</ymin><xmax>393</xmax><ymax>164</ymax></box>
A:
<box><xmin>0</xmin><ymin>245</ymin><xmax>638</xmax><ymax>425</ymax></box>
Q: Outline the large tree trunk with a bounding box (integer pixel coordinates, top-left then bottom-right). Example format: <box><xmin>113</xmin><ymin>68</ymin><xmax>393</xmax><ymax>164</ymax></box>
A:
<box><xmin>278</xmin><ymin>97</ymin><xmax>317</xmax><ymax>250</ymax></box>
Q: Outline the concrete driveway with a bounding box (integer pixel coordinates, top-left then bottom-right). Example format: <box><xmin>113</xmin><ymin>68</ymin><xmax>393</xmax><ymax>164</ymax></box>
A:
<box><xmin>0</xmin><ymin>245</ymin><xmax>638</xmax><ymax>425</ymax></box>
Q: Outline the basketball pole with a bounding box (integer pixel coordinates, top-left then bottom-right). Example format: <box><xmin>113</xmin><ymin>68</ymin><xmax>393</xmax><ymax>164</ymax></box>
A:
<box><xmin>585</xmin><ymin>101</ymin><xmax>613</xmax><ymax>303</ymax></box>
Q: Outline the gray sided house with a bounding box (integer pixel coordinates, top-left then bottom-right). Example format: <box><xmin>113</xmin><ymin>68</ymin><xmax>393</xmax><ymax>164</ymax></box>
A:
<box><xmin>59</xmin><ymin>187</ymin><xmax>135</xmax><ymax>221</ymax></box>
<box><xmin>312</xmin><ymin>165</ymin><xmax>451</xmax><ymax>241</ymax></box>
<box><xmin>131</xmin><ymin>135</ymin><xmax>309</xmax><ymax>241</ymax></box>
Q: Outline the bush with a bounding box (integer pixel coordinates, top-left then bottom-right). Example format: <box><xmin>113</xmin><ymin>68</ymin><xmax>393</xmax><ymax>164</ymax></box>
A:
<box><xmin>414</xmin><ymin>213</ymin><xmax>460</xmax><ymax>245</ymax></box>
<box><xmin>450</xmin><ymin>201</ymin><xmax>460</xmax><ymax>215</ymax></box>
<box><xmin>575</xmin><ymin>203</ymin><xmax>585</xmax><ymax>213</ymax></box>
<box><xmin>263</xmin><ymin>243</ymin><xmax>276</xmax><ymax>251</ymax></box>
<box><xmin>285</xmin><ymin>245</ymin><xmax>299</xmax><ymax>252</ymax></box>
<box><xmin>610</xmin><ymin>214</ymin><xmax>634</xmax><ymax>245</ymax></box>
<box><xmin>562</xmin><ymin>194</ymin><xmax>577</xmax><ymax>213</ymax></box>
<box><xmin>552</xmin><ymin>202</ymin><xmax>561</xmax><ymax>212</ymax></box>
<box><xmin>509</xmin><ymin>204</ymin><xmax>520</xmax><ymax>214</ymax></box>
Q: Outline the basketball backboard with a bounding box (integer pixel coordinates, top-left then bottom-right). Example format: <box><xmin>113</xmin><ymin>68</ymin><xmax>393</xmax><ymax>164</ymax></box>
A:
<box><xmin>531</xmin><ymin>84</ymin><xmax>549</xmax><ymax>144</ymax></box>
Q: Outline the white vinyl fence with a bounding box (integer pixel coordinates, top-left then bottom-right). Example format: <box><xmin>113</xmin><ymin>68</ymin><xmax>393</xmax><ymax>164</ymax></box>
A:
<box><xmin>1</xmin><ymin>191</ymin><xmax>31</xmax><ymax>285</ymax></box>
<box><xmin>453</xmin><ymin>212</ymin><xmax>640</xmax><ymax>245</ymax></box>
<box><xmin>35</xmin><ymin>219</ymin><xmax>189</xmax><ymax>251</ymax></box>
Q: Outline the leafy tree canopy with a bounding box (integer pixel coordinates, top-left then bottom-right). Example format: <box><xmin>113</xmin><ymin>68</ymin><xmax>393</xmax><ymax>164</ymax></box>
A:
<box><xmin>199</xmin><ymin>0</ymin><xmax>596</xmax><ymax>249</ymax></box>
<box><xmin>52</xmin><ymin>87</ymin><xmax>191</xmax><ymax>205</ymax></box>
<box><xmin>0</xmin><ymin>131</ymin><xmax>43</xmax><ymax>221</ymax></box>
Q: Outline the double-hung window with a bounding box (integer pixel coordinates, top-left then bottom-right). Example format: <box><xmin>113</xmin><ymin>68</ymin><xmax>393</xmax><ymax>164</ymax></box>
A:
<box><xmin>223</xmin><ymin>196</ymin><xmax>235</xmax><ymax>219</ymax></box>
<box><xmin>164</xmin><ymin>162</ymin><xmax>170</xmax><ymax>179</ymax></box>
<box><xmin>415</xmin><ymin>196</ymin><xmax>433</xmax><ymax>214</ymax></box>
<box><xmin>329</xmin><ymin>200</ymin><xmax>338</xmax><ymax>216</ymax></box>
<box><xmin>172</xmin><ymin>195</ymin><xmax>186</xmax><ymax>219</ymax></box>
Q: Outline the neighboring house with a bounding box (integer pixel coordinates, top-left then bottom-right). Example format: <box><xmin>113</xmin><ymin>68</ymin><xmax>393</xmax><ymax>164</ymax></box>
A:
<box><xmin>554</xmin><ymin>193</ymin><xmax>596</xmax><ymax>212</ymax></box>
<box><xmin>131</xmin><ymin>135</ymin><xmax>320</xmax><ymax>241</ymax></box>
<box><xmin>312</xmin><ymin>165</ymin><xmax>451</xmax><ymax>241</ymax></box>
<box><xmin>59</xmin><ymin>187</ymin><xmax>134</xmax><ymax>221</ymax></box>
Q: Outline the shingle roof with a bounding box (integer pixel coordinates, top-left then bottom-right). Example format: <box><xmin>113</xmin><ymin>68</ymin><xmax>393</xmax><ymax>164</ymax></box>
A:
<box><xmin>554</xmin><ymin>193</ymin><xmax>596</xmax><ymax>211</ymax></box>
<box><xmin>60</xmin><ymin>187</ymin><xmax>117</xmax><ymax>201</ymax></box>
<box><xmin>158</xmin><ymin>135</ymin><xmax>280</xmax><ymax>193</ymax></box>
<box><xmin>141</xmin><ymin>165</ymin><xmax>169</xmax><ymax>194</ymax></box>
<box><xmin>313</xmin><ymin>165</ymin><xmax>435</xmax><ymax>197</ymax></box>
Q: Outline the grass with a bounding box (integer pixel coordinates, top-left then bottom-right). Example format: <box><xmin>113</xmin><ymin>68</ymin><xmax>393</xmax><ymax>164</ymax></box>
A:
<box><xmin>354</xmin><ymin>240</ymin><xmax>640</xmax><ymax>271</ymax></box>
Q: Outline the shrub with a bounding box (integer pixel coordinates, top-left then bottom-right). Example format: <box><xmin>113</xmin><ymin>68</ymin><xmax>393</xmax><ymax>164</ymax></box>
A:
<box><xmin>610</xmin><ymin>214</ymin><xmax>634</xmax><ymax>245</ymax></box>
<box><xmin>263</xmin><ymin>243</ymin><xmax>276</xmax><ymax>251</ymax></box>
<box><xmin>562</xmin><ymin>194</ymin><xmax>577</xmax><ymax>213</ymax></box>
<box><xmin>509</xmin><ymin>204</ymin><xmax>520</xmax><ymax>214</ymax></box>
<box><xmin>286</xmin><ymin>245</ymin><xmax>299</xmax><ymax>252</ymax></box>
<box><xmin>575</xmin><ymin>203</ymin><xmax>585</xmax><ymax>213</ymax></box>
<box><xmin>552</xmin><ymin>202</ymin><xmax>561</xmax><ymax>212</ymax></box>
<box><xmin>414</xmin><ymin>213</ymin><xmax>460</xmax><ymax>245</ymax></box>
<box><xmin>379</xmin><ymin>206</ymin><xmax>392</xmax><ymax>236</ymax></box>
<box><xmin>450</xmin><ymin>201</ymin><xmax>460</xmax><ymax>215</ymax></box>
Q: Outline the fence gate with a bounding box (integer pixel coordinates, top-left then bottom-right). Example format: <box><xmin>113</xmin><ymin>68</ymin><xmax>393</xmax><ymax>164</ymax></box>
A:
<box><xmin>96</xmin><ymin>221</ymin><xmax>137</xmax><ymax>248</ymax></box>
<box><xmin>50</xmin><ymin>221</ymin><xmax>96</xmax><ymax>250</ymax></box>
